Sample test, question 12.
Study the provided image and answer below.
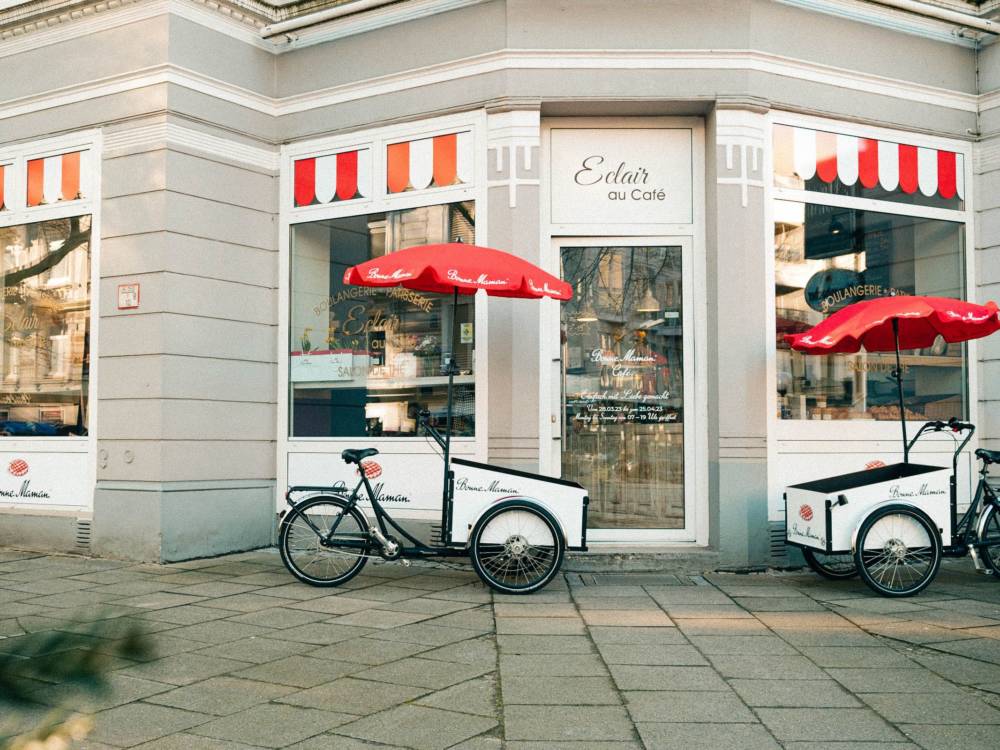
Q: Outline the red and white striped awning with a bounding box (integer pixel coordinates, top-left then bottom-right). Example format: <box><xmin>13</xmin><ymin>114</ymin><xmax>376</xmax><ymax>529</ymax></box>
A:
<box><xmin>775</xmin><ymin>125</ymin><xmax>964</xmax><ymax>201</ymax></box>
<box><xmin>387</xmin><ymin>131</ymin><xmax>472</xmax><ymax>194</ymax></box>
<box><xmin>0</xmin><ymin>163</ymin><xmax>12</xmax><ymax>211</ymax></box>
<box><xmin>27</xmin><ymin>151</ymin><xmax>84</xmax><ymax>206</ymax></box>
<box><xmin>294</xmin><ymin>148</ymin><xmax>371</xmax><ymax>207</ymax></box>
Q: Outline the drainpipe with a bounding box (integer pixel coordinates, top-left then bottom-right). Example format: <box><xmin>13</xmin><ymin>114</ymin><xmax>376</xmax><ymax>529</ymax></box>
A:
<box><xmin>868</xmin><ymin>0</ymin><xmax>998</xmax><ymax>34</ymax></box>
<box><xmin>261</xmin><ymin>0</ymin><xmax>401</xmax><ymax>39</ymax></box>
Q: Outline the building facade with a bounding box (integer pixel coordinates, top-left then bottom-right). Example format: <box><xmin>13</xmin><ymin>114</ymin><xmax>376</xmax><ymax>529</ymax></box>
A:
<box><xmin>0</xmin><ymin>0</ymin><xmax>997</xmax><ymax>566</ymax></box>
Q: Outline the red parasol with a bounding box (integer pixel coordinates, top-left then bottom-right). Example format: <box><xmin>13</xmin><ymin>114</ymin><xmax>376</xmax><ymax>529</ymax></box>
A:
<box><xmin>343</xmin><ymin>242</ymin><xmax>572</xmax><ymax>300</ymax></box>
<box><xmin>784</xmin><ymin>296</ymin><xmax>1000</xmax><ymax>461</ymax></box>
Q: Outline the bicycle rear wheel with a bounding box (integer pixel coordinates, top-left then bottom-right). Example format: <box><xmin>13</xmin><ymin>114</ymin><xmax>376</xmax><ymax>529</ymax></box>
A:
<box><xmin>979</xmin><ymin>503</ymin><xmax>1000</xmax><ymax>576</ymax></box>
<box><xmin>803</xmin><ymin>548</ymin><xmax>857</xmax><ymax>579</ymax></box>
<box><xmin>280</xmin><ymin>496</ymin><xmax>370</xmax><ymax>586</ymax></box>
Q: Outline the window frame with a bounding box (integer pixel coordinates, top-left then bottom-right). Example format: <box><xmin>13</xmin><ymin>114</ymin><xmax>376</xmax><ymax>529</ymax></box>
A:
<box><xmin>277</xmin><ymin>112</ymin><xmax>489</xmax><ymax>506</ymax></box>
<box><xmin>765</xmin><ymin>113</ymin><xmax>976</xmax><ymax>443</ymax></box>
<box><xmin>0</xmin><ymin>129</ymin><xmax>101</xmax><ymax>513</ymax></box>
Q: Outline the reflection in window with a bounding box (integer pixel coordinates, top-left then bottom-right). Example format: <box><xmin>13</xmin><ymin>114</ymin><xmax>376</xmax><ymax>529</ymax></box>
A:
<box><xmin>774</xmin><ymin>200</ymin><xmax>966</xmax><ymax>421</ymax></box>
<box><xmin>289</xmin><ymin>201</ymin><xmax>475</xmax><ymax>438</ymax></box>
<box><xmin>0</xmin><ymin>216</ymin><xmax>91</xmax><ymax>436</ymax></box>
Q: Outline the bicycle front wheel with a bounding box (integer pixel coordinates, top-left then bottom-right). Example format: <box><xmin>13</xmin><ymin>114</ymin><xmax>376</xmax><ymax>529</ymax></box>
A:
<box><xmin>470</xmin><ymin>501</ymin><xmax>564</xmax><ymax>595</ymax></box>
<box><xmin>280</xmin><ymin>496</ymin><xmax>370</xmax><ymax>587</ymax></box>
<box><xmin>854</xmin><ymin>505</ymin><xmax>941</xmax><ymax>597</ymax></box>
<box><xmin>979</xmin><ymin>502</ymin><xmax>1000</xmax><ymax>576</ymax></box>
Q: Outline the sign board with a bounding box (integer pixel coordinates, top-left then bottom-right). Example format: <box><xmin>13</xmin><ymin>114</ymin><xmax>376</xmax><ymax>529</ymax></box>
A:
<box><xmin>549</xmin><ymin>128</ymin><xmax>693</xmax><ymax>226</ymax></box>
<box><xmin>290</xmin><ymin>351</ymin><xmax>363</xmax><ymax>382</ymax></box>
<box><xmin>117</xmin><ymin>283</ymin><xmax>140</xmax><ymax>310</ymax></box>
<box><xmin>0</xmin><ymin>451</ymin><xmax>90</xmax><ymax>509</ymax></box>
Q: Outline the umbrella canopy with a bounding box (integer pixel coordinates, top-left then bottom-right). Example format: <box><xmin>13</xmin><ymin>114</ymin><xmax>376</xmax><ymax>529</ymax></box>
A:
<box><xmin>343</xmin><ymin>242</ymin><xmax>572</xmax><ymax>300</ymax></box>
<box><xmin>784</xmin><ymin>296</ymin><xmax>1000</xmax><ymax>354</ymax></box>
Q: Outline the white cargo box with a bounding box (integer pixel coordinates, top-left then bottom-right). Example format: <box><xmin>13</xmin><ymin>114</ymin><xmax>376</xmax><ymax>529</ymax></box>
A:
<box><xmin>785</xmin><ymin>462</ymin><xmax>952</xmax><ymax>553</ymax></box>
<box><xmin>449</xmin><ymin>458</ymin><xmax>588</xmax><ymax>550</ymax></box>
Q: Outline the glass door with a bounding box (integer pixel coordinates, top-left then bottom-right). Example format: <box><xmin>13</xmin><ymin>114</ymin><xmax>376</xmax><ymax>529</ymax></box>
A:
<box><xmin>559</xmin><ymin>243</ymin><xmax>690</xmax><ymax>538</ymax></box>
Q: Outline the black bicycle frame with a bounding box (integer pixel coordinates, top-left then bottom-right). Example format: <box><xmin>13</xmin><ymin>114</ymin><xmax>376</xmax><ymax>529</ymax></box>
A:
<box><xmin>906</xmin><ymin>421</ymin><xmax>974</xmax><ymax>548</ymax></box>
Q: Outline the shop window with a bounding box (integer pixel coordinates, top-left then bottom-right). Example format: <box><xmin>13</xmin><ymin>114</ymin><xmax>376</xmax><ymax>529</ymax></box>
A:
<box><xmin>0</xmin><ymin>216</ymin><xmax>92</xmax><ymax>436</ymax></box>
<box><xmin>774</xmin><ymin>200</ymin><xmax>967</xmax><ymax>421</ymax></box>
<box><xmin>289</xmin><ymin>201</ymin><xmax>475</xmax><ymax>438</ymax></box>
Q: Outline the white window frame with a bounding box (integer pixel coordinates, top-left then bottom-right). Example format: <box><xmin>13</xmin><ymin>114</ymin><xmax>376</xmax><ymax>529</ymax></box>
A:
<box><xmin>277</xmin><ymin>111</ymin><xmax>488</xmax><ymax>509</ymax></box>
<box><xmin>0</xmin><ymin>129</ymin><xmax>102</xmax><ymax>513</ymax></box>
<box><xmin>764</xmin><ymin>112</ymin><xmax>976</xmax><ymax>521</ymax></box>
<box><xmin>538</xmin><ymin>117</ymin><xmax>708</xmax><ymax>546</ymax></box>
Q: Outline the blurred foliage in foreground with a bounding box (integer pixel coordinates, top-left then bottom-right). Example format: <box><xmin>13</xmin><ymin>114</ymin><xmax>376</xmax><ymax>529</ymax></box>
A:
<box><xmin>0</xmin><ymin>618</ymin><xmax>153</xmax><ymax>749</ymax></box>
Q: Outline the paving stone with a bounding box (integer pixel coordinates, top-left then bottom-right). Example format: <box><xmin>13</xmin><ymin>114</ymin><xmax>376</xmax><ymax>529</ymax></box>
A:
<box><xmin>504</xmin><ymin>705</ymin><xmax>634</xmax><ymax>741</ymax></box>
<box><xmin>733</xmin><ymin>597</ymin><xmax>827</xmax><ymax>612</ymax></box>
<box><xmin>89</xmin><ymin>702</ymin><xmax>212</xmax><ymax>747</ymax></box>
<box><xmin>910</xmin><ymin>650</ymin><xmax>1000</xmax><ymax>685</ymax></box>
<box><xmin>309</xmin><ymin>635</ymin><xmax>432</xmax><ymax>665</ymax></box>
<box><xmin>345</xmin><ymin>585</ymin><xmax>429</xmax><ymax>603</ymax></box>
<box><xmin>193</xmin><ymin>635</ymin><xmax>315</xmax><ymax>664</ymax></box>
<box><xmin>597</xmin><ymin>644</ymin><xmax>707</xmax><ymax>666</ymax></box>
<box><xmin>757</xmin><ymin>707</ymin><xmax>905</xmax><ymax>742</ymax></box>
<box><xmin>288</xmin><ymin>595</ymin><xmax>383</xmax><ymax>615</ymax></box>
<box><xmin>165</xmin><ymin>620</ymin><xmax>276</xmax><ymax>644</ymax></box>
<box><xmin>860</xmin><ymin>691</ymin><xmax>1000</xmax><ymax>724</ymax></box>
<box><xmin>572</xmin><ymin>585</ymin><xmax>650</xmax><ymax>599</ymax></box>
<box><xmin>496</xmin><ymin>635</ymin><xmax>595</xmax><ymax>654</ymax></box>
<box><xmin>709</xmin><ymin>585</ymin><xmax>796</xmax><ymax>598</ymax></box>
<box><xmin>224</xmin><ymin>607</ymin><xmax>330</xmax><ymax>629</ymax></box>
<box><xmin>797</xmin><ymin>646</ymin><xmax>917</xmax><ymax>668</ymax></box>
<box><xmin>769</xmin><ymin>627</ymin><xmax>881</xmax><ymax>647</ymax></box>
<box><xmin>257</xmin><ymin>583</ymin><xmax>340</xmax><ymax>600</ymax></box>
<box><xmin>425</xmin><ymin>584</ymin><xmax>493</xmax><ymax>604</ymax></box>
<box><xmin>708</xmin><ymin>654</ymin><xmax>828</xmax><ymax>680</ymax></box>
<box><xmin>826</xmin><ymin>667</ymin><xmax>963</xmax><ymax>694</ymax></box>
<box><xmin>609</xmin><ymin>665</ymin><xmax>730</xmax><ymax>692</ymax></box>
<box><xmin>197</xmin><ymin>593</ymin><xmax>299</xmax><ymax>613</ymax></box>
<box><xmin>660</xmin><ymin>605</ymin><xmax>755</xmax><ymax>619</ymax></box>
<box><xmin>900</xmin><ymin>723</ymin><xmax>1000</xmax><ymax>750</ymax></box>
<box><xmin>495</xmin><ymin>617</ymin><xmax>586</xmax><ymax>635</ymax></box>
<box><xmin>278</xmin><ymin>676</ymin><xmax>428</xmax><ymax>714</ymax></box>
<box><xmin>494</xmin><ymin>603</ymin><xmax>580</xmax><ymax>618</ymax></box>
<box><xmin>141</xmin><ymin>633</ymin><xmax>217</xmax><ymax>660</ymax></box>
<box><xmin>367</xmin><ymin>621</ymin><xmax>489</xmax><ymax>646</ymax></box>
<box><xmin>190</xmin><ymin>703</ymin><xmax>354</xmax><ymax>748</ymax></box>
<box><xmin>393</xmin><ymin>597</ymin><xmax>481</xmax><ymax>616</ymax></box>
<box><xmin>337</xmin><ymin>704</ymin><xmax>497</xmax><ymax>750</ymax></box>
<box><xmin>130</xmin><ymin>734</ymin><xmax>263</xmax><ymax>749</ymax></box>
<box><xmin>904</xmin><ymin>608</ymin><xmax>1000</xmax><ymax>629</ymax></box>
<box><xmin>754</xmin><ymin>612</ymin><xmax>852</xmax><ymax>629</ymax></box>
<box><xmin>581</xmin><ymin>609</ymin><xmax>673</xmax><ymax>627</ymax></box>
<box><xmin>929</xmin><ymin>637</ymin><xmax>1000</xmax><ymax>664</ymax></box>
<box><xmin>145</xmin><ymin>676</ymin><xmax>297</xmax><ymax>715</ymax></box>
<box><xmin>634</xmin><ymin>721</ymin><xmax>781</xmax><ymax>749</ymax></box>
<box><xmin>729</xmin><ymin>679</ymin><xmax>862</xmax><ymax>708</ymax></box>
<box><xmin>430</xmin><ymin>606</ymin><xmax>496</xmax><ymax>630</ymax></box>
<box><xmin>327</xmin><ymin>608</ymin><xmax>435</xmax><ymax>629</ymax></box>
<box><xmin>30</xmin><ymin>673</ymin><xmax>174</xmax><ymax>712</ymax></box>
<box><xmin>116</xmin><ymin>653</ymin><xmax>252</xmax><ymax>686</ymax></box>
<box><xmin>574</xmin><ymin>597</ymin><xmax>664</xmax><ymax>611</ymax></box>
<box><xmin>499</xmin><ymin>652</ymin><xmax>606</xmax><ymax>677</ymax></box>
<box><xmin>419</xmin><ymin>635</ymin><xmax>497</xmax><ymax>666</ymax></box>
<box><xmin>113</xmin><ymin>592</ymin><xmax>207</xmax><ymax>610</ymax></box>
<box><xmin>134</xmin><ymin>605</ymin><xmax>233</xmax><ymax>625</ymax></box>
<box><xmin>354</xmin><ymin>656</ymin><xmax>492</xmax><ymax>689</ymax></box>
<box><xmin>782</xmin><ymin>744</ymin><xmax>920</xmax><ymax>750</ymax></box>
<box><xmin>284</xmin><ymin>737</ymin><xmax>409</xmax><ymax>750</ymax></box>
<box><xmin>826</xmin><ymin>598</ymin><xmax>931</xmax><ymax>615</ymax></box>
<box><xmin>279</xmin><ymin>622</ymin><xmax>376</xmax><ymax>645</ymax></box>
<box><xmin>868</xmin><ymin>620</ymin><xmax>980</xmax><ymax>644</ymax></box>
<box><xmin>645</xmin><ymin>587</ymin><xmax>735</xmax><ymax>604</ymax></box>
<box><xmin>624</xmin><ymin>690</ymin><xmax>756</xmax><ymax>722</ymax></box>
<box><xmin>501</xmin><ymin>673</ymin><xmax>620</xmax><ymax>705</ymax></box>
<box><xmin>687</xmin><ymin>635</ymin><xmax>797</xmax><ymax>655</ymax></box>
<box><xmin>507</xmin><ymin>743</ymin><xmax>642</xmax><ymax>750</ymax></box>
<box><xmin>414</xmin><ymin>675</ymin><xmax>498</xmax><ymax>716</ymax></box>
<box><xmin>234</xmin><ymin>655</ymin><xmax>363</xmax><ymax>688</ymax></box>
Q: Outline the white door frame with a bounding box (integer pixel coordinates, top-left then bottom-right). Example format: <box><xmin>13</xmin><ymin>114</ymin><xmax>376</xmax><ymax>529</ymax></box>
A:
<box><xmin>542</xmin><ymin>235</ymin><xmax>706</xmax><ymax>545</ymax></box>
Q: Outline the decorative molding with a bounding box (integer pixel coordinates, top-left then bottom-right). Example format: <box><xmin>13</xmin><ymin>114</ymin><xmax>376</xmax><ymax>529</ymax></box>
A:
<box><xmin>715</xmin><ymin>110</ymin><xmax>766</xmax><ymax>208</ymax></box>
<box><xmin>103</xmin><ymin>120</ymin><xmax>279</xmax><ymax>171</ymax></box>
<box><xmin>0</xmin><ymin>48</ymin><xmax>984</xmax><ymax>128</ymax></box>
<box><xmin>486</xmin><ymin>109</ymin><xmax>539</xmax><ymax>209</ymax></box>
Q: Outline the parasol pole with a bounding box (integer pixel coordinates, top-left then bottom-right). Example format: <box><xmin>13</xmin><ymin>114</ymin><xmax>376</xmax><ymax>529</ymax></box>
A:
<box><xmin>892</xmin><ymin>318</ymin><xmax>909</xmax><ymax>463</ymax></box>
<box><xmin>442</xmin><ymin>285</ymin><xmax>459</xmax><ymax>536</ymax></box>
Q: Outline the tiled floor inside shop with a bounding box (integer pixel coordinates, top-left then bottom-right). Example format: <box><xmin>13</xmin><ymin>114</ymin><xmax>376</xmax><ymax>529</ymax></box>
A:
<box><xmin>2</xmin><ymin>547</ymin><xmax>1000</xmax><ymax>749</ymax></box>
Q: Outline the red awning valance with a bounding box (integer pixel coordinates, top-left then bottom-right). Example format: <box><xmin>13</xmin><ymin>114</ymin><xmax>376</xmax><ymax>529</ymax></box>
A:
<box><xmin>293</xmin><ymin>148</ymin><xmax>371</xmax><ymax>207</ymax></box>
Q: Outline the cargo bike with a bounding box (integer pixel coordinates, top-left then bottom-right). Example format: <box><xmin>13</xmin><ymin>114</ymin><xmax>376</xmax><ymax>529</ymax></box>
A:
<box><xmin>278</xmin><ymin>243</ymin><xmax>589</xmax><ymax>595</ymax></box>
<box><xmin>784</xmin><ymin>296</ymin><xmax>1000</xmax><ymax>597</ymax></box>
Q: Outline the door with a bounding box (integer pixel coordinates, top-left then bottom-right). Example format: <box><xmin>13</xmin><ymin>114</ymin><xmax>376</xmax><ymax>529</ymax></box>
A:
<box><xmin>556</xmin><ymin>239</ymin><xmax>696</xmax><ymax>542</ymax></box>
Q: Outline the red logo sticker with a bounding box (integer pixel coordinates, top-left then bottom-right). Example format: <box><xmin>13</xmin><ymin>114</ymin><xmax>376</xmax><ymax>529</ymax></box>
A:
<box><xmin>799</xmin><ymin>504</ymin><xmax>813</xmax><ymax>522</ymax></box>
<box><xmin>359</xmin><ymin>461</ymin><xmax>382</xmax><ymax>479</ymax></box>
<box><xmin>8</xmin><ymin>459</ymin><xmax>28</xmax><ymax>477</ymax></box>
<box><xmin>865</xmin><ymin>459</ymin><xmax>886</xmax><ymax>470</ymax></box>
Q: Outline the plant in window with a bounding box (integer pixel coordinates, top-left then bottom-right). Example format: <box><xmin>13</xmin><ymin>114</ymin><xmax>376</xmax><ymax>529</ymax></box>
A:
<box><xmin>300</xmin><ymin>327</ymin><xmax>313</xmax><ymax>353</ymax></box>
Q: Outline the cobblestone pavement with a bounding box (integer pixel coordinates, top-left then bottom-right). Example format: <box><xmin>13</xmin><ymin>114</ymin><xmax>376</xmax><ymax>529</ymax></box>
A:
<box><xmin>2</xmin><ymin>548</ymin><xmax>1000</xmax><ymax>749</ymax></box>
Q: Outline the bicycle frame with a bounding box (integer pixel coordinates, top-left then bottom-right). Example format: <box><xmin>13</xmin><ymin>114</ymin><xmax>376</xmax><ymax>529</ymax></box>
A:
<box><xmin>947</xmin><ymin>464</ymin><xmax>1000</xmax><ymax>559</ymax></box>
<box><xmin>905</xmin><ymin>421</ymin><xmax>975</xmax><ymax>551</ymax></box>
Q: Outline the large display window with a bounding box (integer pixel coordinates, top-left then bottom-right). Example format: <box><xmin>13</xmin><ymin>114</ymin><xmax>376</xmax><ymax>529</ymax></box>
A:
<box><xmin>289</xmin><ymin>201</ymin><xmax>475</xmax><ymax>438</ymax></box>
<box><xmin>0</xmin><ymin>215</ymin><xmax>91</xmax><ymax>436</ymax></box>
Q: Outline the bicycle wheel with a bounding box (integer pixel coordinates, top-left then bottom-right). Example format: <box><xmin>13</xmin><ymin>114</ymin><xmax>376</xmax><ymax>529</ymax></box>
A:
<box><xmin>803</xmin><ymin>548</ymin><xmax>858</xmax><ymax>579</ymax></box>
<box><xmin>978</xmin><ymin>503</ymin><xmax>1000</xmax><ymax>576</ymax></box>
<box><xmin>854</xmin><ymin>505</ymin><xmax>941</xmax><ymax>597</ymax></box>
<box><xmin>470</xmin><ymin>501</ymin><xmax>564</xmax><ymax>595</ymax></box>
<box><xmin>280</xmin><ymin>496</ymin><xmax>370</xmax><ymax>586</ymax></box>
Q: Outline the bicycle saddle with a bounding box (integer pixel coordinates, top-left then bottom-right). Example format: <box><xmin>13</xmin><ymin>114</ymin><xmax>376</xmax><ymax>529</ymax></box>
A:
<box><xmin>976</xmin><ymin>448</ymin><xmax>1000</xmax><ymax>465</ymax></box>
<box><xmin>341</xmin><ymin>447</ymin><xmax>379</xmax><ymax>464</ymax></box>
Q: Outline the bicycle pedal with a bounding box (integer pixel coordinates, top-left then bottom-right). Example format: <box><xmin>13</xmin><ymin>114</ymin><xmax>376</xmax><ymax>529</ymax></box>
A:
<box><xmin>400</xmin><ymin>559</ymin><xmax>411</xmax><ymax>567</ymax></box>
<box><xmin>969</xmin><ymin>545</ymin><xmax>988</xmax><ymax>572</ymax></box>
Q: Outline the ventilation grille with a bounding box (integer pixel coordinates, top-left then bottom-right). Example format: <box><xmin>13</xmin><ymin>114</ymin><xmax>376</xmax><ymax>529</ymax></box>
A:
<box><xmin>74</xmin><ymin>518</ymin><xmax>92</xmax><ymax>553</ymax></box>
<box><xmin>769</xmin><ymin>521</ymin><xmax>789</xmax><ymax>561</ymax></box>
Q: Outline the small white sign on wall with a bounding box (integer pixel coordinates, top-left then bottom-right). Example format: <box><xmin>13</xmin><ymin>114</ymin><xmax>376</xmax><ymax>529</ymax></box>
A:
<box><xmin>549</xmin><ymin>128</ymin><xmax>693</xmax><ymax>226</ymax></box>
